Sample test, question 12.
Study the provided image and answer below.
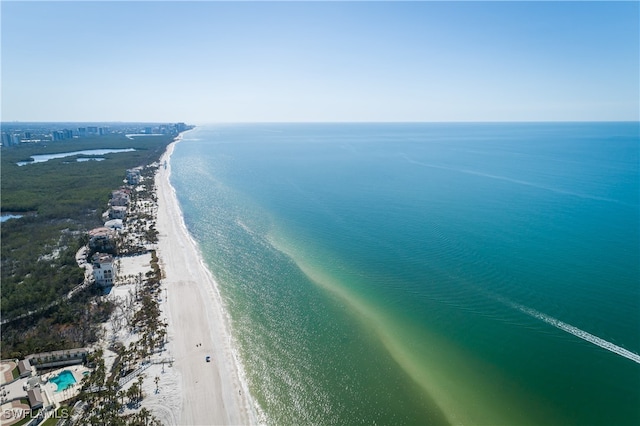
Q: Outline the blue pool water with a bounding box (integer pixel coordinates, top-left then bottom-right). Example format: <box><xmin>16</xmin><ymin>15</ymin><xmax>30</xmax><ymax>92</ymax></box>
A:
<box><xmin>50</xmin><ymin>370</ymin><xmax>76</xmax><ymax>392</ymax></box>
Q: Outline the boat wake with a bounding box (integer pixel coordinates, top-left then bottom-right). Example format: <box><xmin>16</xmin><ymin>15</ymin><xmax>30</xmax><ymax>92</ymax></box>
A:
<box><xmin>500</xmin><ymin>297</ymin><xmax>640</xmax><ymax>364</ymax></box>
<box><xmin>398</xmin><ymin>153</ymin><xmax>633</xmax><ymax>207</ymax></box>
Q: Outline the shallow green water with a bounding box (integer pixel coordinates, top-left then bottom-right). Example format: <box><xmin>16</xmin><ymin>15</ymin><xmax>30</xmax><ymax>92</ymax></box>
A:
<box><xmin>171</xmin><ymin>123</ymin><xmax>639</xmax><ymax>425</ymax></box>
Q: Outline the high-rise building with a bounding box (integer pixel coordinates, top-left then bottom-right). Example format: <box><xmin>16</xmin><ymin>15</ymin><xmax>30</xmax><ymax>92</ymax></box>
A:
<box><xmin>1</xmin><ymin>132</ymin><xmax>11</xmax><ymax>146</ymax></box>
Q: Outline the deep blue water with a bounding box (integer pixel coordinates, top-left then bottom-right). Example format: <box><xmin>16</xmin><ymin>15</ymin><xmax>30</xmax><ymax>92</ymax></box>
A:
<box><xmin>170</xmin><ymin>122</ymin><xmax>639</xmax><ymax>425</ymax></box>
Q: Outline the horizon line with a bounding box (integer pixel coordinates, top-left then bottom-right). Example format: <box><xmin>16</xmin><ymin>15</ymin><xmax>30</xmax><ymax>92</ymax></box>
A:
<box><xmin>2</xmin><ymin>120</ymin><xmax>639</xmax><ymax>125</ymax></box>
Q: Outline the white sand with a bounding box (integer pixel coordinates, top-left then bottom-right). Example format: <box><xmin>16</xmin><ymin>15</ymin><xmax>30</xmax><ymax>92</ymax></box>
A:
<box><xmin>154</xmin><ymin>141</ymin><xmax>257</xmax><ymax>425</ymax></box>
<box><xmin>98</xmin><ymin>281</ymin><xmax>183</xmax><ymax>425</ymax></box>
<box><xmin>115</xmin><ymin>252</ymin><xmax>152</xmax><ymax>285</ymax></box>
<box><xmin>122</xmin><ymin>362</ymin><xmax>181</xmax><ymax>425</ymax></box>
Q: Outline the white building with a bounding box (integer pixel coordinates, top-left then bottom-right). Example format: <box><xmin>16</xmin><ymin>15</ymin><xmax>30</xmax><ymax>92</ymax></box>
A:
<box><xmin>126</xmin><ymin>167</ymin><xmax>142</xmax><ymax>185</ymax></box>
<box><xmin>104</xmin><ymin>219</ymin><xmax>123</xmax><ymax>230</ymax></box>
<box><xmin>92</xmin><ymin>253</ymin><xmax>118</xmax><ymax>287</ymax></box>
<box><xmin>109</xmin><ymin>205</ymin><xmax>127</xmax><ymax>220</ymax></box>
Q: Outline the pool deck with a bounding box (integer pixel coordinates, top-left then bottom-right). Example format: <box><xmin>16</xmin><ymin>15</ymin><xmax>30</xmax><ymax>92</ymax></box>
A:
<box><xmin>0</xmin><ymin>363</ymin><xmax>92</xmax><ymax>425</ymax></box>
<box><xmin>42</xmin><ymin>366</ymin><xmax>91</xmax><ymax>407</ymax></box>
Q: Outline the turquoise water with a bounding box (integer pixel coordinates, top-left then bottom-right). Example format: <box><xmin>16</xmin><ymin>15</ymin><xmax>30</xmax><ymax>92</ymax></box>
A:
<box><xmin>50</xmin><ymin>370</ymin><xmax>76</xmax><ymax>392</ymax></box>
<box><xmin>171</xmin><ymin>123</ymin><xmax>639</xmax><ymax>425</ymax></box>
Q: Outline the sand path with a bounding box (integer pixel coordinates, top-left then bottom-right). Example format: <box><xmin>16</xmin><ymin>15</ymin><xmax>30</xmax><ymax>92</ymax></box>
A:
<box><xmin>156</xmin><ymin>140</ymin><xmax>256</xmax><ymax>425</ymax></box>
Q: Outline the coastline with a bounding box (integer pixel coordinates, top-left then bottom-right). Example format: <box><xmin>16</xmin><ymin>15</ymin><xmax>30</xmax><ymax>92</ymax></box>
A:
<box><xmin>155</xmin><ymin>134</ymin><xmax>257</xmax><ymax>425</ymax></box>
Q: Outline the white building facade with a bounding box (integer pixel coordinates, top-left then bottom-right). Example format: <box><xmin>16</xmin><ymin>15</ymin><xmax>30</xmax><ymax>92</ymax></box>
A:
<box><xmin>92</xmin><ymin>253</ymin><xmax>118</xmax><ymax>286</ymax></box>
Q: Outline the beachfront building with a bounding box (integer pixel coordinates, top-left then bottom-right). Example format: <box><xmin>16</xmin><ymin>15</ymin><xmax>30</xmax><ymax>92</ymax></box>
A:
<box><xmin>88</xmin><ymin>227</ymin><xmax>116</xmax><ymax>253</ymax></box>
<box><xmin>110</xmin><ymin>189</ymin><xmax>130</xmax><ymax>207</ymax></box>
<box><xmin>109</xmin><ymin>205</ymin><xmax>127</xmax><ymax>220</ymax></box>
<box><xmin>17</xmin><ymin>359</ymin><xmax>32</xmax><ymax>378</ymax></box>
<box><xmin>92</xmin><ymin>253</ymin><xmax>117</xmax><ymax>287</ymax></box>
<box><xmin>27</xmin><ymin>348</ymin><xmax>89</xmax><ymax>371</ymax></box>
<box><xmin>126</xmin><ymin>167</ymin><xmax>143</xmax><ymax>185</ymax></box>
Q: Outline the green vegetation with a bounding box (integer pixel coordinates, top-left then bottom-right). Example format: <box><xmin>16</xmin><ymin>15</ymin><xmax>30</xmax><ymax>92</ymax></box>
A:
<box><xmin>1</xmin><ymin>133</ymin><xmax>174</xmax><ymax>358</ymax></box>
<box><xmin>12</xmin><ymin>415</ymin><xmax>34</xmax><ymax>426</ymax></box>
<box><xmin>41</xmin><ymin>416</ymin><xmax>57</xmax><ymax>426</ymax></box>
<box><xmin>130</xmin><ymin>250</ymin><xmax>167</xmax><ymax>359</ymax></box>
<box><xmin>74</xmin><ymin>247</ymin><xmax>167</xmax><ymax>425</ymax></box>
<box><xmin>2</xmin><ymin>292</ymin><xmax>115</xmax><ymax>359</ymax></box>
<box><xmin>12</xmin><ymin>366</ymin><xmax>19</xmax><ymax>379</ymax></box>
<box><xmin>41</xmin><ymin>406</ymin><xmax>71</xmax><ymax>426</ymax></box>
<box><xmin>1</xmin><ymin>225</ymin><xmax>85</xmax><ymax>319</ymax></box>
<box><xmin>77</xmin><ymin>350</ymin><xmax>162</xmax><ymax>425</ymax></box>
<box><xmin>1</xmin><ymin>134</ymin><xmax>170</xmax><ymax>217</ymax></box>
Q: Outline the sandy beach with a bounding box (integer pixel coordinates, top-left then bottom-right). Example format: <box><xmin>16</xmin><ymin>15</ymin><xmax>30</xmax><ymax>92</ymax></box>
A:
<box><xmin>155</xmin><ymin>139</ymin><xmax>257</xmax><ymax>425</ymax></box>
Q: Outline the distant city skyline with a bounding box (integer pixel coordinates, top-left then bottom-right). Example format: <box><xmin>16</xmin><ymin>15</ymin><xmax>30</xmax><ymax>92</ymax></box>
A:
<box><xmin>1</xmin><ymin>1</ymin><xmax>638</xmax><ymax>123</ymax></box>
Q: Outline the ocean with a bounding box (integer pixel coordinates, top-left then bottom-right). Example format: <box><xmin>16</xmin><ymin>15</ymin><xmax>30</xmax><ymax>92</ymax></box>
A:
<box><xmin>169</xmin><ymin>123</ymin><xmax>639</xmax><ymax>425</ymax></box>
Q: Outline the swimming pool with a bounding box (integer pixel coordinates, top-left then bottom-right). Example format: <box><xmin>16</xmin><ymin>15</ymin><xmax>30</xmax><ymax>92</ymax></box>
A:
<box><xmin>49</xmin><ymin>370</ymin><xmax>76</xmax><ymax>392</ymax></box>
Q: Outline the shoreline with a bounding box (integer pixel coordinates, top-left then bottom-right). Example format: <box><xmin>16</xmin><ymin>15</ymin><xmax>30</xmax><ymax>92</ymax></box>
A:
<box><xmin>155</xmin><ymin>134</ymin><xmax>258</xmax><ymax>425</ymax></box>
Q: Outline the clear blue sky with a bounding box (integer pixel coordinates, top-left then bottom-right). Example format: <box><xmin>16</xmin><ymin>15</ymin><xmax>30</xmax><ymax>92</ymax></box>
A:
<box><xmin>2</xmin><ymin>1</ymin><xmax>638</xmax><ymax>123</ymax></box>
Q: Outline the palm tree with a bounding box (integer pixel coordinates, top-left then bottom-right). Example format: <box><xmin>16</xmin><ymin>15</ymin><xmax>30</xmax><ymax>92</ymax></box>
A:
<box><xmin>137</xmin><ymin>407</ymin><xmax>152</xmax><ymax>426</ymax></box>
<box><xmin>136</xmin><ymin>375</ymin><xmax>144</xmax><ymax>400</ymax></box>
<box><xmin>126</xmin><ymin>382</ymin><xmax>139</xmax><ymax>407</ymax></box>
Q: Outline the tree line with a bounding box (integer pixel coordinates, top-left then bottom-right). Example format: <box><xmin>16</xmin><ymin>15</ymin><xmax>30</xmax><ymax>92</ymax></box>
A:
<box><xmin>1</xmin><ymin>133</ymin><xmax>174</xmax><ymax>359</ymax></box>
